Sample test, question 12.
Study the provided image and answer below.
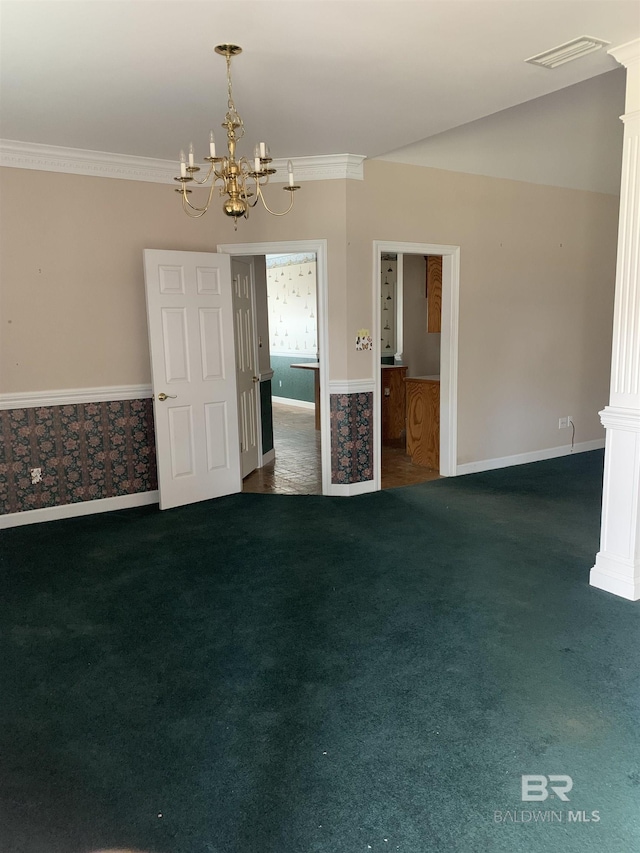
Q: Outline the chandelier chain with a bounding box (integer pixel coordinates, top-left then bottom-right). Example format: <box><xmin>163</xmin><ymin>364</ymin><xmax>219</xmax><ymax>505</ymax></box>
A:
<box><xmin>226</xmin><ymin>54</ymin><xmax>234</xmax><ymax>113</ymax></box>
<box><xmin>224</xmin><ymin>53</ymin><xmax>243</xmax><ymax>139</ymax></box>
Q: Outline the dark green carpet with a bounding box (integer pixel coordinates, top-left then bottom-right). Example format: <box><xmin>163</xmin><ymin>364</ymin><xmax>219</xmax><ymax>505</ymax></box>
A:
<box><xmin>1</xmin><ymin>450</ymin><xmax>639</xmax><ymax>853</ymax></box>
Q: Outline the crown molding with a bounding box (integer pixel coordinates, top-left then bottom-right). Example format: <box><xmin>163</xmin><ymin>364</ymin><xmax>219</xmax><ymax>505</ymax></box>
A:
<box><xmin>608</xmin><ymin>38</ymin><xmax>640</xmax><ymax>68</ymax></box>
<box><xmin>0</xmin><ymin>140</ymin><xmax>173</xmax><ymax>184</ymax></box>
<box><xmin>270</xmin><ymin>154</ymin><xmax>365</xmax><ymax>182</ymax></box>
<box><xmin>0</xmin><ymin>140</ymin><xmax>365</xmax><ymax>183</ymax></box>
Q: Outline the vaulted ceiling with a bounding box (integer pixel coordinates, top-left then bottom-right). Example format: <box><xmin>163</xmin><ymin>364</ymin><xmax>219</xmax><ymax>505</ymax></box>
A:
<box><xmin>1</xmin><ymin>1</ymin><xmax>639</xmax><ymax>163</ymax></box>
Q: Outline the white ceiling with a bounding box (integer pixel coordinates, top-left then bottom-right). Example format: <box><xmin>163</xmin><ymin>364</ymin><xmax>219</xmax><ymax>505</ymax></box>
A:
<box><xmin>1</xmin><ymin>1</ymin><xmax>639</xmax><ymax>163</ymax></box>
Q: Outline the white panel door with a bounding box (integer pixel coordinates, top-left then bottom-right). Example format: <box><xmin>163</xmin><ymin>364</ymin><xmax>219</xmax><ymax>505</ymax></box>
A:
<box><xmin>231</xmin><ymin>257</ymin><xmax>260</xmax><ymax>479</ymax></box>
<box><xmin>143</xmin><ymin>249</ymin><xmax>241</xmax><ymax>509</ymax></box>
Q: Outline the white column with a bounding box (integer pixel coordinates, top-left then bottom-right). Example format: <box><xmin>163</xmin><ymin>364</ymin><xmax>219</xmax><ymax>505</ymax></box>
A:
<box><xmin>591</xmin><ymin>39</ymin><xmax>640</xmax><ymax>600</ymax></box>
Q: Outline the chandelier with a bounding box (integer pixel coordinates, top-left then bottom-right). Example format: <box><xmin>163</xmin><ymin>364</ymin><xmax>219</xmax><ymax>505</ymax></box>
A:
<box><xmin>174</xmin><ymin>44</ymin><xmax>300</xmax><ymax>228</ymax></box>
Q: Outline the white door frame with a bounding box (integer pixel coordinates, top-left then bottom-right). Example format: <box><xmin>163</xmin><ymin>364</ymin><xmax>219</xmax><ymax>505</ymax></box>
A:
<box><xmin>218</xmin><ymin>239</ymin><xmax>329</xmax><ymax>495</ymax></box>
<box><xmin>373</xmin><ymin>240</ymin><xmax>460</xmax><ymax>485</ymax></box>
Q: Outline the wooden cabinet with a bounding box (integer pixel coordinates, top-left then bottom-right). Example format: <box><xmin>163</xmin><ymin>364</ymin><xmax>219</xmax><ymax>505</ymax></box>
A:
<box><xmin>381</xmin><ymin>365</ymin><xmax>408</xmax><ymax>442</ymax></box>
<box><xmin>406</xmin><ymin>376</ymin><xmax>440</xmax><ymax>469</ymax></box>
<box><xmin>426</xmin><ymin>256</ymin><xmax>442</xmax><ymax>333</ymax></box>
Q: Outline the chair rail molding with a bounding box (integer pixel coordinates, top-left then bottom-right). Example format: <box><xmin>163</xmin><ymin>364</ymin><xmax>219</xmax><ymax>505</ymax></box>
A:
<box><xmin>0</xmin><ymin>385</ymin><xmax>153</xmax><ymax>410</ymax></box>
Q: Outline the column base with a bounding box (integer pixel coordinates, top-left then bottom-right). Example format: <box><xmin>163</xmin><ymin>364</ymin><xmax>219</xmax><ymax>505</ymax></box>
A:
<box><xmin>590</xmin><ymin>406</ymin><xmax>640</xmax><ymax>601</ymax></box>
<box><xmin>590</xmin><ymin>553</ymin><xmax>640</xmax><ymax>601</ymax></box>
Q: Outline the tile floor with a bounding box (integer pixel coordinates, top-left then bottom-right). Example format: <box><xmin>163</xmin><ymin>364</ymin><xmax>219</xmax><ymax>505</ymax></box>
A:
<box><xmin>380</xmin><ymin>440</ymin><xmax>442</xmax><ymax>489</ymax></box>
<box><xmin>243</xmin><ymin>402</ymin><xmax>322</xmax><ymax>495</ymax></box>
<box><xmin>242</xmin><ymin>401</ymin><xmax>440</xmax><ymax>495</ymax></box>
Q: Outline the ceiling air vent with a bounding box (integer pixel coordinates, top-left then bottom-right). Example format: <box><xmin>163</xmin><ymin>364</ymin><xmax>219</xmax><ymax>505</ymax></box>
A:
<box><xmin>525</xmin><ymin>36</ymin><xmax>610</xmax><ymax>69</ymax></box>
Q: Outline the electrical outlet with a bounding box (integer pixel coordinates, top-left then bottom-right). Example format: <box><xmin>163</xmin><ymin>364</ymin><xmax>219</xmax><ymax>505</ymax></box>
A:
<box><xmin>30</xmin><ymin>467</ymin><xmax>43</xmax><ymax>484</ymax></box>
<box><xmin>567</xmin><ymin>416</ymin><xmax>573</xmax><ymax>425</ymax></box>
<box><xmin>558</xmin><ymin>417</ymin><xmax>569</xmax><ymax>429</ymax></box>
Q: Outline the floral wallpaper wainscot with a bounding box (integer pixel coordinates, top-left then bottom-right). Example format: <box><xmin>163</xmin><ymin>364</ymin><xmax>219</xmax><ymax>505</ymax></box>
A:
<box><xmin>330</xmin><ymin>392</ymin><xmax>374</xmax><ymax>485</ymax></box>
<box><xmin>0</xmin><ymin>398</ymin><xmax>157</xmax><ymax>515</ymax></box>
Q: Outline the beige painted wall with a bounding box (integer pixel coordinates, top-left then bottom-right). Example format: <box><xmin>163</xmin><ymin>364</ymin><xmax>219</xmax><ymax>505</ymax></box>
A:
<box><xmin>1</xmin><ymin>160</ymin><xmax>620</xmax><ymax>469</ymax></box>
<box><xmin>0</xmin><ymin>168</ymin><xmax>347</xmax><ymax>392</ymax></box>
<box><xmin>347</xmin><ymin>159</ymin><xmax>619</xmax><ymax>464</ymax></box>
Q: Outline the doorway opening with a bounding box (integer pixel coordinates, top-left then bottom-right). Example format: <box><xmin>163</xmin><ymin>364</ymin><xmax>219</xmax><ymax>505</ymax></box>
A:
<box><xmin>379</xmin><ymin>253</ymin><xmax>441</xmax><ymax>489</ymax></box>
<box><xmin>218</xmin><ymin>239</ymin><xmax>329</xmax><ymax>495</ymax></box>
<box><xmin>245</xmin><ymin>252</ymin><xmax>322</xmax><ymax>495</ymax></box>
<box><xmin>373</xmin><ymin>241</ymin><xmax>460</xmax><ymax>490</ymax></box>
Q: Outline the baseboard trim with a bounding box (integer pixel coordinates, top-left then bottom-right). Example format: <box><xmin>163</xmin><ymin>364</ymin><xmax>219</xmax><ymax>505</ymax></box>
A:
<box><xmin>456</xmin><ymin>439</ymin><xmax>605</xmax><ymax>476</ymax></box>
<box><xmin>0</xmin><ymin>491</ymin><xmax>159</xmax><ymax>529</ymax></box>
<box><xmin>272</xmin><ymin>396</ymin><xmax>315</xmax><ymax>410</ymax></box>
<box><xmin>590</xmin><ymin>554</ymin><xmax>640</xmax><ymax>601</ymax></box>
<box><xmin>0</xmin><ymin>384</ymin><xmax>153</xmax><ymax>410</ymax></box>
<box><xmin>260</xmin><ymin>449</ymin><xmax>276</xmax><ymax>466</ymax></box>
<box><xmin>327</xmin><ymin>479</ymin><xmax>376</xmax><ymax>497</ymax></box>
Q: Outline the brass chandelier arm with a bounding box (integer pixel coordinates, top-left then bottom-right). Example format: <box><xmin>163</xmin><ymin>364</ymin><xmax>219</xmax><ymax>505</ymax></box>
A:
<box><xmin>245</xmin><ymin>191</ymin><xmax>261</xmax><ymax>210</ymax></box>
<box><xmin>255</xmin><ymin>183</ymin><xmax>299</xmax><ymax>217</ymax></box>
<box><xmin>187</xmin><ymin>162</ymin><xmax>219</xmax><ymax>185</ymax></box>
<box><xmin>179</xmin><ymin>181</ymin><xmax>218</xmax><ymax>217</ymax></box>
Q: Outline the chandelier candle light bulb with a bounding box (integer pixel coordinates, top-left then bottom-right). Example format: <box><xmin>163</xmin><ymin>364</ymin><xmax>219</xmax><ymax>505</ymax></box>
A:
<box><xmin>173</xmin><ymin>44</ymin><xmax>300</xmax><ymax>228</ymax></box>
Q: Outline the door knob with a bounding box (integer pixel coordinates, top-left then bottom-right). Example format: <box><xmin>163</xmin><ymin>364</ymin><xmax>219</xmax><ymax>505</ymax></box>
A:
<box><xmin>157</xmin><ymin>392</ymin><xmax>177</xmax><ymax>401</ymax></box>
<box><xmin>252</xmin><ymin>376</ymin><xmax>259</xmax><ymax>383</ymax></box>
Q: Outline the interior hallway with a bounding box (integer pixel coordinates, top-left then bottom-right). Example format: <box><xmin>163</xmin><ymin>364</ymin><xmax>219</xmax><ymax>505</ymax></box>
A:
<box><xmin>243</xmin><ymin>401</ymin><xmax>440</xmax><ymax>494</ymax></box>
